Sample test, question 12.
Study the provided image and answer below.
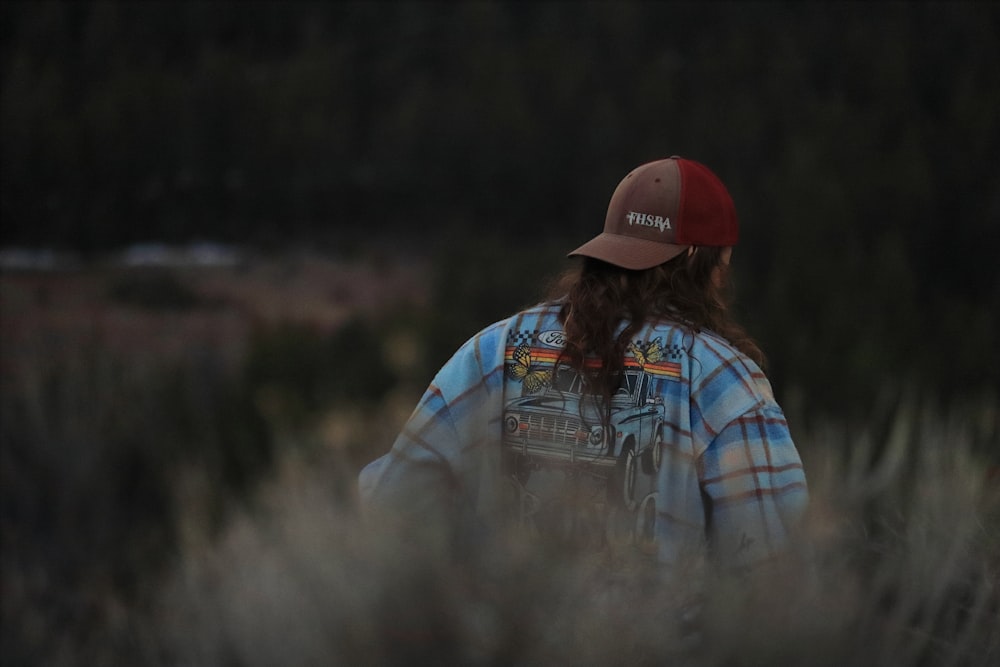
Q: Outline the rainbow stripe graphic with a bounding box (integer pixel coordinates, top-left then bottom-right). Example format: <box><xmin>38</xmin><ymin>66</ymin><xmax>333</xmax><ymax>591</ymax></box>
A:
<box><xmin>632</xmin><ymin>358</ymin><xmax>683</xmax><ymax>379</ymax></box>
<box><xmin>504</xmin><ymin>346</ymin><xmax>682</xmax><ymax>380</ymax></box>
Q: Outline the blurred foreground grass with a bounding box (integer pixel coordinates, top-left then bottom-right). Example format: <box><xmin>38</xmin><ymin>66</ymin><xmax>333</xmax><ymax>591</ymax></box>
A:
<box><xmin>1</xmin><ymin>258</ymin><xmax>997</xmax><ymax>666</ymax></box>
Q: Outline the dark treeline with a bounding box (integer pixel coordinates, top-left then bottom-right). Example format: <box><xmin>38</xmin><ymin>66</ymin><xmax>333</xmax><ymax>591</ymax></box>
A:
<box><xmin>1</xmin><ymin>1</ymin><xmax>998</xmax><ymax>417</ymax></box>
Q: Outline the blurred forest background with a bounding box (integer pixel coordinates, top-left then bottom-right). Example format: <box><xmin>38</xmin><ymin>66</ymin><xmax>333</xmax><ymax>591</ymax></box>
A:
<box><xmin>2</xmin><ymin>0</ymin><xmax>998</xmax><ymax>413</ymax></box>
<box><xmin>1</xmin><ymin>2</ymin><xmax>998</xmax><ymax>666</ymax></box>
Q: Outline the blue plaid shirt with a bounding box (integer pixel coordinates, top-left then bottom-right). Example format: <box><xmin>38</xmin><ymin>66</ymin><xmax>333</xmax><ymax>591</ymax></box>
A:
<box><xmin>359</xmin><ymin>303</ymin><xmax>808</xmax><ymax>571</ymax></box>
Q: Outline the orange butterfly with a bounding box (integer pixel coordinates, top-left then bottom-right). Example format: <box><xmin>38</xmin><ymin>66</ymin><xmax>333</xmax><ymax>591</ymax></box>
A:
<box><xmin>506</xmin><ymin>343</ymin><xmax>552</xmax><ymax>394</ymax></box>
<box><xmin>629</xmin><ymin>338</ymin><xmax>664</xmax><ymax>369</ymax></box>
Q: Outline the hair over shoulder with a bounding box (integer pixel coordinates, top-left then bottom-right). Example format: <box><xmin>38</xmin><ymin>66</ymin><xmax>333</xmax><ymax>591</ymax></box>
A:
<box><xmin>547</xmin><ymin>248</ymin><xmax>765</xmax><ymax>408</ymax></box>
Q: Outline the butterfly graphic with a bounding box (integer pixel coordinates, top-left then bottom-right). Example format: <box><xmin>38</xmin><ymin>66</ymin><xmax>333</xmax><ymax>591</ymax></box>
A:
<box><xmin>629</xmin><ymin>338</ymin><xmax>664</xmax><ymax>369</ymax></box>
<box><xmin>506</xmin><ymin>343</ymin><xmax>552</xmax><ymax>394</ymax></box>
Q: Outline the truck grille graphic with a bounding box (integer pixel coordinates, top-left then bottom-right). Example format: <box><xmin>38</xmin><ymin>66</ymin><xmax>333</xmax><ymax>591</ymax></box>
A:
<box><xmin>522</xmin><ymin>413</ymin><xmax>582</xmax><ymax>446</ymax></box>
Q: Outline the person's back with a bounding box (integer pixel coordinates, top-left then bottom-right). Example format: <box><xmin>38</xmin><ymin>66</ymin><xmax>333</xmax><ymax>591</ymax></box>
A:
<box><xmin>497</xmin><ymin>304</ymin><xmax>806</xmax><ymax>571</ymax></box>
<box><xmin>359</xmin><ymin>157</ymin><xmax>808</xmax><ymax>576</ymax></box>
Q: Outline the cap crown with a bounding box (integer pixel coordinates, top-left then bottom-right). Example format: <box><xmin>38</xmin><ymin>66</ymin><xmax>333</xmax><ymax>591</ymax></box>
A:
<box><xmin>605</xmin><ymin>158</ymin><xmax>738</xmax><ymax>247</ymax></box>
<box><xmin>567</xmin><ymin>157</ymin><xmax>738</xmax><ymax>270</ymax></box>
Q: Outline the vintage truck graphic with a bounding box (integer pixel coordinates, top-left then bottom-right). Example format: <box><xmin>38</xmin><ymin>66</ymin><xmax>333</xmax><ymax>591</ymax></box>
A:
<box><xmin>503</xmin><ymin>337</ymin><xmax>678</xmax><ymax>511</ymax></box>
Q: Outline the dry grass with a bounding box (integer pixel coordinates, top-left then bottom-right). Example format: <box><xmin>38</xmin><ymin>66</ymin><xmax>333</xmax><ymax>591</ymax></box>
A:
<box><xmin>1</xmin><ymin>259</ymin><xmax>997</xmax><ymax>666</ymax></box>
<box><xmin>149</xmin><ymin>395</ymin><xmax>999</xmax><ymax>667</ymax></box>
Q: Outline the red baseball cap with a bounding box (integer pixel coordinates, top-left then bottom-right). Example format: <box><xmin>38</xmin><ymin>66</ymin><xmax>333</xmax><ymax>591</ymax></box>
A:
<box><xmin>568</xmin><ymin>157</ymin><xmax>739</xmax><ymax>270</ymax></box>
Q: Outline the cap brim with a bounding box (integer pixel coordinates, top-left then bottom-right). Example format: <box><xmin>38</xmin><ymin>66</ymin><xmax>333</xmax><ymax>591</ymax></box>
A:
<box><xmin>567</xmin><ymin>232</ymin><xmax>688</xmax><ymax>270</ymax></box>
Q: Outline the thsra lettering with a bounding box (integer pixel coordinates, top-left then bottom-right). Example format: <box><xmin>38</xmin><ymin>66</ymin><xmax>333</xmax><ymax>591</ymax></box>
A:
<box><xmin>626</xmin><ymin>211</ymin><xmax>671</xmax><ymax>232</ymax></box>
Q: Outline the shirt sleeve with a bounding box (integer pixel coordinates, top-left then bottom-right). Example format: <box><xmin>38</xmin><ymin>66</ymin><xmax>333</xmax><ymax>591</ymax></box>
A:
<box><xmin>358</xmin><ymin>382</ymin><xmax>463</xmax><ymax>518</ymax></box>
<box><xmin>697</xmin><ymin>403</ymin><xmax>808</xmax><ymax>571</ymax></box>
<box><xmin>357</xmin><ymin>324</ymin><xmax>506</xmax><ymax>554</ymax></box>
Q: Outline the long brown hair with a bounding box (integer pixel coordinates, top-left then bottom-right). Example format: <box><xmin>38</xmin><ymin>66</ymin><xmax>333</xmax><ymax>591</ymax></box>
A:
<box><xmin>547</xmin><ymin>247</ymin><xmax>764</xmax><ymax>413</ymax></box>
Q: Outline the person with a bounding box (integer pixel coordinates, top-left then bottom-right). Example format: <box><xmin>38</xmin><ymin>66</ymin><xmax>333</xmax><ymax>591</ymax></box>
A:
<box><xmin>358</xmin><ymin>156</ymin><xmax>808</xmax><ymax>576</ymax></box>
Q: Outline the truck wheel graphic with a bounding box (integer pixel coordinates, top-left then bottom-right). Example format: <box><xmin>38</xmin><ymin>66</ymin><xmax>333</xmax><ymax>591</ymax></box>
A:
<box><xmin>619</xmin><ymin>444</ymin><xmax>639</xmax><ymax>511</ymax></box>
<box><xmin>511</xmin><ymin>453</ymin><xmax>534</xmax><ymax>485</ymax></box>
<box><xmin>609</xmin><ymin>440</ymin><xmax>638</xmax><ymax>511</ymax></box>
<box><xmin>635</xmin><ymin>494</ymin><xmax>657</xmax><ymax>555</ymax></box>
<box><xmin>641</xmin><ymin>430</ymin><xmax>662</xmax><ymax>474</ymax></box>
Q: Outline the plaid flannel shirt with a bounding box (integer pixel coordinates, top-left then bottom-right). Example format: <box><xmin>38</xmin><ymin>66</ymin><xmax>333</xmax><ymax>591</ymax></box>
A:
<box><xmin>359</xmin><ymin>303</ymin><xmax>808</xmax><ymax>571</ymax></box>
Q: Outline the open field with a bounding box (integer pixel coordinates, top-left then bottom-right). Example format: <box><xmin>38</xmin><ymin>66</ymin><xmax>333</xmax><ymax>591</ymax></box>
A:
<box><xmin>1</xmin><ymin>254</ymin><xmax>997</xmax><ymax>666</ymax></box>
<box><xmin>0</xmin><ymin>250</ymin><xmax>428</xmax><ymax>370</ymax></box>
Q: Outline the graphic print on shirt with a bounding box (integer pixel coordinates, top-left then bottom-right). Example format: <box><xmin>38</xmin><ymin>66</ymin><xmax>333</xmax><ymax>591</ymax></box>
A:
<box><xmin>502</xmin><ymin>329</ymin><xmax>683</xmax><ymax>556</ymax></box>
<box><xmin>505</xmin><ymin>342</ymin><xmax>553</xmax><ymax>394</ymax></box>
<box><xmin>629</xmin><ymin>338</ymin><xmax>663</xmax><ymax>368</ymax></box>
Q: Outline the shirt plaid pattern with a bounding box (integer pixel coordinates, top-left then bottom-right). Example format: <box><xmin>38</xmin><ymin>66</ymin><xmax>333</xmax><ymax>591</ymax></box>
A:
<box><xmin>359</xmin><ymin>303</ymin><xmax>808</xmax><ymax>570</ymax></box>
